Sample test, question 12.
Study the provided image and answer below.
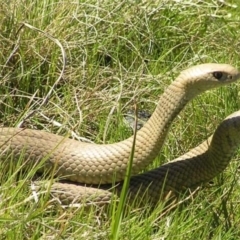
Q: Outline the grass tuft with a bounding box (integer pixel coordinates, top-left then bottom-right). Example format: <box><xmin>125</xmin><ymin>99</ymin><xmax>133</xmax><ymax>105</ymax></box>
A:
<box><xmin>1</xmin><ymin>0</ymin><xmax>240</xmax><ymax>239</ymax></box>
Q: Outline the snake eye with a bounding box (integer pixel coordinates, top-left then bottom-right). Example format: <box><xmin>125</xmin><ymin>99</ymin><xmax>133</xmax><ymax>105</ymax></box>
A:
<box><xmin>213</xmin><ymin>71</ymin><xmax>223</xmax><ymax>80</ymax></box>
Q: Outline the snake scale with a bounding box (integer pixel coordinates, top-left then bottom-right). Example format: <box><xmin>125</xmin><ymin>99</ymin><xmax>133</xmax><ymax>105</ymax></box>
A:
<box><xmin>1</xmin><ymin>63</ymin><xmax>240</xmax><ymax>205</ymax></box>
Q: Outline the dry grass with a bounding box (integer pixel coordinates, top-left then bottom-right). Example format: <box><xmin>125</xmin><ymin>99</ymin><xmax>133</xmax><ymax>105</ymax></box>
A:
<box><xmin>1</xmin><ymin>0</ymin><xmax>240</xmax><ymax>239</ymax></box>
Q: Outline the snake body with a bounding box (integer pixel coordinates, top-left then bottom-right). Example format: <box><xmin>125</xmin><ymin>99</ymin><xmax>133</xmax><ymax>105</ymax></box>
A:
<box><xmin>1</xmin><ymin>63</ymin><xmax>240</xmax><ymax>205</ymax></box>
<box><xmin>48</xmin><ymin>110</ymin><xmax>240</xmax><ymax>205</ymax></box>
<box><xmin>123</xmin><ymin>109</ymin><xmax>240</xmax><ymax>204</ymax></box>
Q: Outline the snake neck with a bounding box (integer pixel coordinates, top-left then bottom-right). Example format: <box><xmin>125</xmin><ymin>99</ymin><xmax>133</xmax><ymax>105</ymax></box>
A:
<box><xmin>131</xmin><ymin>80</ymin><xmax>190</xmax><ymax>164</ymax></box>
<box><xmin>53</xmin><ymin>77</ymin><xmax>200</xmax><ymax>184</ymax></box>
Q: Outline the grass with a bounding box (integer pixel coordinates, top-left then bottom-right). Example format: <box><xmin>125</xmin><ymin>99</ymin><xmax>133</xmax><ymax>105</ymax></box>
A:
<box><xmin>1</xmin><ymin>0</ymin><xmax>240</xmax><ymax>239</ymax></box>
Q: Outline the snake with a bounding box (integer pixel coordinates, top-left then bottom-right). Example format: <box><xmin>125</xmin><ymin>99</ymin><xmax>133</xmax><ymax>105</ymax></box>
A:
<box><xmin>0</xmin><ymin>63</ymin><xmax>240</xmax><ymax>205</ymax></box>
<box><xmin>48</xmin><ymin>109</ymin><xmax>240</xmax><ymax>205</ymax></box>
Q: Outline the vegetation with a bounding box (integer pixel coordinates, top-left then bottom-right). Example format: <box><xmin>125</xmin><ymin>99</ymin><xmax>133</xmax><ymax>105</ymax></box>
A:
<box><xmin>1</xmin><ymin>0</ymin><xmax>240</xmax><ymax>239</ymax></box>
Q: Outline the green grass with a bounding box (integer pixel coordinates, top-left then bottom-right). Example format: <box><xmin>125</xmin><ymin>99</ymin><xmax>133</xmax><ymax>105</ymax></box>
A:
<box><xmin>1</xmin><ymin>0</ymin><xmax>240</xmax><ymax>239</ymax></box>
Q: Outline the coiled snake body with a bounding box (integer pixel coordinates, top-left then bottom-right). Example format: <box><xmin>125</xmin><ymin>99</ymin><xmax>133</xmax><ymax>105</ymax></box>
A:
<box><xmin>1</xmin><ymin>63</ymin><xmax>240</xmax><ymax>205</ymax></box>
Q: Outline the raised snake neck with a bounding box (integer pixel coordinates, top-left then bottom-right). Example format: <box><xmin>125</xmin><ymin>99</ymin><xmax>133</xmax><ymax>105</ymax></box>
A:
<box><xmin>0</xmin><ymin>78</ymin><xmax>190</xmax><ymax>185</ymax></box>
<box><xmin>1</xmin><ymin>63</ymin><xmax>240</xmax><ymax>205</ymax></box>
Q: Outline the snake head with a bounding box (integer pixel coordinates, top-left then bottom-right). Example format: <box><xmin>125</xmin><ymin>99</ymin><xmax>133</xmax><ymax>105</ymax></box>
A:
<box><xmin>177</xmin><ymin>63</ymin><xmax>240</xmax><ymax>98</ymax></box>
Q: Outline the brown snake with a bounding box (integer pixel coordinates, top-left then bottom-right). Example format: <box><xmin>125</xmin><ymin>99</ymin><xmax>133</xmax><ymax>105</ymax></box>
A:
<box><xmin>49</xmin><ymin>109</ymin><xmax>240</xmax><ymax>205</ymax></box>
<box><xmin>0</xmin><ymin>63</ymin><xmax>240</xmax><ymax>205</ymax></box>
